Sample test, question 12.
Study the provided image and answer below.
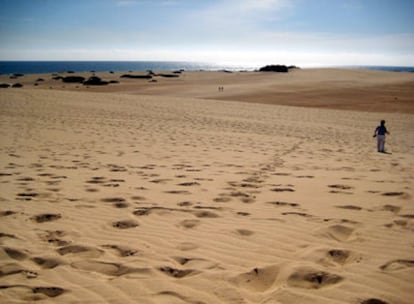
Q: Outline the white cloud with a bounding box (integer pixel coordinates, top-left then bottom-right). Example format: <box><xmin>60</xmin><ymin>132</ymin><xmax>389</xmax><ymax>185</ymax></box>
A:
<box><xmin>190</xmin><ymin>0</ymin><xmax>292</xmax><ymax>31</ymax></box>
<box><xmin>3</xmin><ymin>44</ymin><xmax>413</xmax><ymax>67</ymax></box>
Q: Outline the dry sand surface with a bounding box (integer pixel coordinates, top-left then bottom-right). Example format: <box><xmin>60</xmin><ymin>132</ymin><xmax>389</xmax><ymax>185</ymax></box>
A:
<box><xmin>1</xmin><ymin>68</ymin><xmax>414</xmax><ymax>113</ymax></box>
<box><xmin>0</xmin><ymin>69</ymin><xmax>414</xmax><ymax>304</ymax></box>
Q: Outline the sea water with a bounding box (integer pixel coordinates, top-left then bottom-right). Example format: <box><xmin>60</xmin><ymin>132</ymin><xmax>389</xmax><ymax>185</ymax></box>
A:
<box><xmin>0</xmin><ymin>61</ymin><xmax>413</xmax><ymax>75</ymax></box>
<box><xmin>0</xmin><ymin>61</ymin><xmax>254</xmax><ymax>75</ymax></box>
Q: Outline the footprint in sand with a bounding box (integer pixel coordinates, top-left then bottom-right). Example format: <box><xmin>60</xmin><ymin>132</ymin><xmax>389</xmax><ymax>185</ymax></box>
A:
<box><xmin>381</xmin><ymin>205</ymin><xmax>401</xmax><ymax>213</ymax></box>
<box><xmin>380</xmin><ymin>259</ymin><xmax>414</xmax><ymax>272</ymax></box>
<box><xmin>177</xmin><ymin>201</ymin><xmax>193</xmax><ymax>207</ymax></box>
<box><xmin>39</xmin><ymin>230</ymin><xmax>70</xmax><ymax>246</ymax></box>
<box><xmin>273</xmin><ymin>173</ymin><xmax>291</xmax><ymax>176</ymax></box>
<box><xmin>286</xmin><ymin>266</ymin><xmax>343</xmax><ymax>289</ymax></box>
<box><xmin>57</xmin><ymin>245</ymin><xmax>103</xmax><ymax>258</ymax></box>
<box><xmin>281</xmin><ymin>212</ymin><xmax>313</xmax><ymax>218</ymax></box>
<box><xmin>31</xmin><ymin>213</ymin><xmax>61</xmax><ymax>223</ymax></box>
<box><xmin>16</xmin><ymin>192</ymin><xmax>38</xmax><ymax>201</ymax></box>
<box><xmin>381</xmin><ymin>191</ymin><xmax>406</xmax><ymax>197</ymax></box>
<box><xmin>150</xmin><ymin>178</ymin><xmax>171</xmax><ymax>184</ymax></box>
<box><xmin>236</xmin><ymin>211</ymin><xmax>250</xmax><ymax>216</ymax></box>
<box><xmin>301</xmin><ymin>247</ymin><xmax>361</xmax><ymax>267</ymax></box>
<box><xmin>317</xmin><ymin>224</ymin><xmax>356</xmax><ymax>242</ymax></box>
<box><xmin>271</xmin><ymin>187</ymin><xmax>295</xmax><ymax>192</ymax></box>
<box><xmin>231</xmin><ymin>265</ymin><xmax>280</xmax><ymax>292</ymax></box>
<box><xmin>164</xmin><ymin>190</ymin><xmax>191</xmax><ymax>195</ymax></box>
<box><xmin>360</xmin><ymin>299</ymin><xmax>389</xmax><ymax>304</ymax></box>
<box><xmin>384</xmin><ymin>219</ymin><xmax>410</xmax><ymax>229</ymax></box>
<box><xmin>154</xmin><ymin>291</ymin><xmax>198</xmax><ymax>304</ymax></box>
<box><xmin>267</xmin><ymin>201</ymin><xmax>300</xmax><ymax>207</ymax></box>
<box><xmin>381</xmin><ymin>192</ymin><xmax>412</xmax><ymax>200</ymax></box>
<box><xmin>328</xmin><ymin>184</ymin><xmax>353</xmax><ymax>193</ymax></box>
<box><xmin>0</xmin><ymin>172</ymin><xmax>13</xmax><ymax>177</ymax></box>
<box><xmin>192</xmin><ymin>210</ymin><xmax>219</xmax><ymax>218</ymax></box>
<box><xmin>326</xmin><ymin>249</ymin><xmax>354</xmax><ymax>265</ymax></box>
<box><xmin>0</xmin><ymin>264</ymin><xmax>38</xmax><ymax>279</ymax></box>
<box><xmin>176</xmin><ymin>242</ymin><xmax>199</xmax><ymax>251</ymax></box>
<box><xmin>229</xmin><ymin>191</ymin><xmax>256</xmax><ymax>203</ymax></box>
<box><xmin>32</xmin><ymin>257</ymin><xmax>63</xmax><ymax>269</ymax></box>
<box><xmin>228</xmin><ymin>181</ymin><xmax>260</xmax><ymax>189</ymax></box>
<box><xmin>179</xmin><ymin>219</ymin><xmax>200</xmax><ymax>229</ymax></box>
<box><xmin>399</xmin><ymin>214</ymin><xmax>414</xmax><ymax>219</ymax></box>
<box><xmin>158</xmin><ymin>266</ymin><xmax>199</xmax><ymax>278</ymax></box>
<box><xmin>86</xmin><ymin>177</ymin><xmax>106</xmax><ymax>184</ymax></box>
<box><xmin>17</xmin><ymin>176</ymin><xmax>35</xmax><ymax>182</ymax></box>
<box><xmin>0</xmin><ymin>285</ymin><xmax>66</xmax><ymax>298</ymax></box>
<box><xmin>71</xmin><ymin>260</ymin><xmax>150</xmax><ymax>277</ymax></box>
<box><xmin>0</xmin><ymin>210</ymin><xmax>17</xmax><ymax>217</ymax></box>
<box><xmin>32</xmin><ymin>286</ymin><xmax>66</xmax><ymax>297</ymax></box>
<box><xmin>101</xmin><ymin>197</ymin><xmax>126</xmax><ymax>203</ymax></box>
<box><xmin>336</xmin><ymin>205</ymin><xmax>363</xmax><ymax>211</ymax></box>
<box><xmin>213</xmin><ymin>195</ymin><xmax>232</xmax><ymax>203</ymax></box>
<box><xmin>101</xmin><ymin>244</ymin><xmax>138</xmax><ymax>257</ymax></box>
<box><xmin>101</xmin><ymin>197</ymin><xmax>129</xmax><ymax>208</ymax></box>
<box><xmin>131</xmin><ymin>195</ymin><xmax>146</xmax><ymax>201</ymax></box>
<box><xmin>177</xmin><ymin>182</ymin><xmax>200</xmax><ymax>187</ymax></box>
<box><xmin>2</xmin><ymin>247</ymin><xmax>29</xmax><ymax>260</ymax></box>
<box><xmin>0</xmin><ymin>232</ymin><xmax>17</xmax><ymax>240</ymax></box>
<box><xmin>112</xmin><ymin>219</ymin><xmax>139</xmax><ymax>229</ymax></box>
<box><xmin>235</xmin><ymin>229</ymin><xmax>254</xmax><ymax>236</ymax></box>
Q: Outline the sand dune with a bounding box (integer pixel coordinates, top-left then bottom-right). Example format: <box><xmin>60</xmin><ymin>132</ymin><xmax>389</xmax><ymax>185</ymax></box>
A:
<box><xmin>0</xmin><ymin>69</ymin><xmax>413</xmax><ymax>303</ymax></box>
<box><xmin>2</xmin><ymin>68</ymin><xmax>414</xmax><ymax>113</ymax></box>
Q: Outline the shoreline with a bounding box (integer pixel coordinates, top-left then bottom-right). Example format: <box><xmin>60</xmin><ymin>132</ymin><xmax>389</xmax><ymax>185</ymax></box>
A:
<box><xmin>1</xmin><ymin>60</ymin><xmax>414</xmax><ymax>75</ymax></box>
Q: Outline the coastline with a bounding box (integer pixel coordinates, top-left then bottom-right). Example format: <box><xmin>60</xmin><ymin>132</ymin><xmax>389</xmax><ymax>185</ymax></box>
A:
<box><xmin>1</xmin><ymin>60</ymin><xmax>414</xmax><ymax>75</ymax></box>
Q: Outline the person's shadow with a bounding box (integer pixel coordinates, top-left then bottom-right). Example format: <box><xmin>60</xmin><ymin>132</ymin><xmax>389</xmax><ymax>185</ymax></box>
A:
<box><xmin>379</xmin><ymin>151</ymin><xmax>392</xmax><ymax>155</ymax></box>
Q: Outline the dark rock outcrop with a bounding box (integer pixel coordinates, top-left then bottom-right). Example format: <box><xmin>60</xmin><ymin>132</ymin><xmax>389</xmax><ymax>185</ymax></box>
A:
<box><xmin>10</xmin><ymin>73</ymin><xmax>24</xmax><ymax>79</ymax></box>
<box><xmin>259</xmin><ymin>65</ymin><xmax>289</xmax><ymax>72</ymax></box>
<box><xmin>83</xmin><ymin>76</ymin><xmax>109</xmax><ymax>86</ymax></box>
<box><xmin>12</xmin><ymin>83</ymin><xmax>23</xmax><ymax>88</ymax></box>
<box><xmin>157</xmin><ymin>73</ymin><xmax>179</xmax><ymax>78</ymax></box>
<box><xmin>62</xmin><ymin>76</ymin><xmax>85</xmax><ymax>83</ymax></box>
<box><xmin>120</xmin><ymin>74</ymin><xmax>152</xmax><ymax>79</ymax></box>
<box><xmin>0</xmin><ymin>83</ymin><xmax>10</xmax><ymax>88</ymax></box>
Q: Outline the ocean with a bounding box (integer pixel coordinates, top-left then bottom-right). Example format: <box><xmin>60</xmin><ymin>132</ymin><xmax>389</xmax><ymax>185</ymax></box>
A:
<box><xmin>0</xmin><ymin>61</ymin><xmax>413</xmax><ymax>75</ymax></box>
<box><xmin>0</xmin><ymin>61</ymin><xmax>253</xmax><ymax>75</ymax></box>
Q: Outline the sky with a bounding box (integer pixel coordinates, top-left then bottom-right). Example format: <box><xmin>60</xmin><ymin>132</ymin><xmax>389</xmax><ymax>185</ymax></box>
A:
<box><xmin>0</xmin><ymin>0</ymin><xmax>413</xmax><ymax>66</ymax></box>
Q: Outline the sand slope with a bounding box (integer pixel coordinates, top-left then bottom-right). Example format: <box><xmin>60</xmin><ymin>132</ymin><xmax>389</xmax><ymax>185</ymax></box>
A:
<box><xmin>0</xmin><ymin>87</ymin><xmax>413</xmax><ymax>303</ymax></box>
<box><xmin>2</xmin><ymin>68</ymin><xmax>414</xmax><ymax>113</ymax></box>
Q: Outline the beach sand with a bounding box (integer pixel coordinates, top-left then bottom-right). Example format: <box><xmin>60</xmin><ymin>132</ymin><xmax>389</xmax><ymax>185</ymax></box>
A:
<box><xmin>0</xmin><ymin>69</ymin><xmax>413</xmax><ymax>303</ymax></box>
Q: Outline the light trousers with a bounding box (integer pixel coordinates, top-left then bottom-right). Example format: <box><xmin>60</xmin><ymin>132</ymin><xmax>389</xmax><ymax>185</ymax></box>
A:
<box><xmin>377</xmin><ymin>135</ymin><xmax>386</xmax><ymax>152</ymax></box>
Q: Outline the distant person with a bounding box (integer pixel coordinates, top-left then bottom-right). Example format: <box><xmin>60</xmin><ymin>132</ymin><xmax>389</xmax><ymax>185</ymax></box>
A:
<box><xmin>373</xmin><ymin>120</ymin><xmax>390</xmax><ymax>153</ymax></box>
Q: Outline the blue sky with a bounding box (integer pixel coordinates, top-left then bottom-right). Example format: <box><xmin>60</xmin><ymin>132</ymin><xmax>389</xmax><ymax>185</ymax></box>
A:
<box><xmin>0</xmin><ymin>0</ymin><xmax>413</xmax><ymax>66</ymax></box>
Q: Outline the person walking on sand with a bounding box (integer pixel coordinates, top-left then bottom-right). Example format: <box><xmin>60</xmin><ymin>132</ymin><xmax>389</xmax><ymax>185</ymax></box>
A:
<box><xmin>373</xmin><ymin>120</ymin><xmax>390</xmax><ymax>153</ymax></box>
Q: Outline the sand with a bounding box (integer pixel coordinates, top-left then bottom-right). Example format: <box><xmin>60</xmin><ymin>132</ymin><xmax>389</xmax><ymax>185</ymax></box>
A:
<box><xmin>0</xmin><ymin>69</ymin><xmax>413</xmax><ymax>303</ymax></box>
